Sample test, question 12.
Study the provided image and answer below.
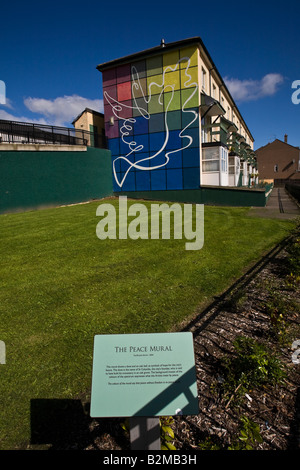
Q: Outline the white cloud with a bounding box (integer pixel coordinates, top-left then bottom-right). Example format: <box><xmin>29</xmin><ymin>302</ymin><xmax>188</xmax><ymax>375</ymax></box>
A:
<box><xmin>23</xmin><ymin>95</ymin><xmax>104</xmax><ymax>126</ymax></box>
<box><xmin>224</xmin><ymin>73</ymin><xmax>284</xmax><ymax>102</ymax></box>
<box><xmin>0</xmin><ymin>109</ymin><xmax>47</xmax><ymax>124</ymax></box>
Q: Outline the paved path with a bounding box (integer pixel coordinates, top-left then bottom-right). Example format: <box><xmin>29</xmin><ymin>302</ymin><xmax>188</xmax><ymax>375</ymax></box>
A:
<box><xmin>247</xmin><ymin>187</ymin><xmax>300</xmax><ymax>219</ymax></box>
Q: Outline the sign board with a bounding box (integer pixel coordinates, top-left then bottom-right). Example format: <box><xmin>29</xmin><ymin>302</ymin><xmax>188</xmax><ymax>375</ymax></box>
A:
<box><xmin>90</xmin><ymin>332</ymin><xmax>198</xmax><ymax>417</ymax></box>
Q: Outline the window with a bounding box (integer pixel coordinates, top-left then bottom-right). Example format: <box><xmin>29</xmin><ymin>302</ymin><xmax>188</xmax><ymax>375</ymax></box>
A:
<box><xmin>202</xmin><ymin>146</ymin><xmax>220</xmax><ymax>172</ymax></box>
<box><xmin>201</xmin><ymin>116</ymin><xmax>210</xmax><ymax>143</ymax></box>
<box><xmin>221</xmin><ymin>147</ymin><xmax>228</xmax><ymax>173</ymax></box>
<box><xmin>212</xmin><ymin>84</ymin><xmax>216</xmax><ymax>98</ymax></box>
<box><xmin>201</xmin><ymin>68</ymin><xmax>206</xmax><ymax>91</ymax></box>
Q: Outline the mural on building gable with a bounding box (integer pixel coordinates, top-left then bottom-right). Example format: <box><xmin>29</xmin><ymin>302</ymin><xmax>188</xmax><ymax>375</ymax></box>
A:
<box><xmin>102</xmin><ymin>46</ymin><xmax>201</xmax><ymax>192</ymax></box>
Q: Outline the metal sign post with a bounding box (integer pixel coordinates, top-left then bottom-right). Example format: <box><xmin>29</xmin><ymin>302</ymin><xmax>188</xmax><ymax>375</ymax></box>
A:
<box><xmin>129</xmin><ymin>417</ymin><xmax>161</xmax><ymax>450</ymax></box>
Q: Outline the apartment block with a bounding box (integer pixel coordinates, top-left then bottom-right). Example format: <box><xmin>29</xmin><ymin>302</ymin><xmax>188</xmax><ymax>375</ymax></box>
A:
<box><xmin>97</xmin><ymin>37</ymin><xmax>257</xmax><ymax>194</ymax></box>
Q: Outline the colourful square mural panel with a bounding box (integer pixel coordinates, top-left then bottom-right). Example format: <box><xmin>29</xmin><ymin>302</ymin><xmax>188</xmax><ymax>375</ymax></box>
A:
<box><xmin>179</xmin><ymin>46</ymin><xmax>198</xmax><ymax>69</ymax></box>
<box><xmin>146</xmin><ymin>55</ymin><xmax>163</xmax><ymax>77</ymax></box>
<box><xmin>102</xmin><ymin>45</ymin><xmax>201</xmax><ymax>192</ymax></box>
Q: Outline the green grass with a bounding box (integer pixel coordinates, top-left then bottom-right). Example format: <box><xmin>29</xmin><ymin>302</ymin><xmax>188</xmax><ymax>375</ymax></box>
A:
<box><xmin>0</xmin><ymin>199</ymin><xmax>296</xmax><ymax>449</ymax></box>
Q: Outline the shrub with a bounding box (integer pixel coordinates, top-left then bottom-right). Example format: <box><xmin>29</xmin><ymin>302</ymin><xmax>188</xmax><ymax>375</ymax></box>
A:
<box><xmin>221</xmin><ymin>336</ymin><xmax>286</xmax><ymax>397</ymax></box>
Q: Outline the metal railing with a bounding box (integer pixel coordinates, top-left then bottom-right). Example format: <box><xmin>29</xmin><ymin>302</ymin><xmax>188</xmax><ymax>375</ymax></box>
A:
<box><xmin>0</xmin><ymin>119</ymin><xmax>107</xmax><ymax>148</ymax></box>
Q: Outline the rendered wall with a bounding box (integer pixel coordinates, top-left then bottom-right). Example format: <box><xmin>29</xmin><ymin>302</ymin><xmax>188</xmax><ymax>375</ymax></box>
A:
<box><xmin>102</xmin><ymin>45</ymin><xmax>201</xmax><ymax>193</ymax></box>
<box><xmin>0</xmin><ymin>146</ymin><xmax>113</xmax><ymax>214</ymax></box>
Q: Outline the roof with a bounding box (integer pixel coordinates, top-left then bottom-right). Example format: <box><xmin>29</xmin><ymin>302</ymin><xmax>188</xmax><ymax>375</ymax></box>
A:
<box><xmin>255</xmin><ymin>139</ymin><xmax>300</xmax><ymax>153</ymax></box>
<box><xmin>96</xmin><ymin>37</ymin><xmax>254</xmax><ymax>142</ymax></box>
<box><xmin>72</xmin><ymin>107</ymin><xmax>104</xmax><ymax>125</ymax></box>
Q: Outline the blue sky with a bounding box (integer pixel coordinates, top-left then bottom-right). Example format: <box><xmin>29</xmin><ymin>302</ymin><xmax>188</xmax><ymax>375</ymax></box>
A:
<box><xmin>0</xmin><ymin>0</ymin><xmax>299</xmax><ymax>150</ymax></box>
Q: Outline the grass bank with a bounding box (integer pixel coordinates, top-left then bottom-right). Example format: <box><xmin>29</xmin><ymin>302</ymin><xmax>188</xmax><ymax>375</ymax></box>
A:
<box><xmin>0</xmin><ymin>199</ymin><xmax>296</xmax><ymax>449</ymax></box>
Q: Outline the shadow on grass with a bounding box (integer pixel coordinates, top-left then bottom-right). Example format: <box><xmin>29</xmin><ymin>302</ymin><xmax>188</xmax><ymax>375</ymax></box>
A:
<box><xmin>30</xmin><ymin>399</ymin><xmax>129</xmax><ymax>450</ymax></box>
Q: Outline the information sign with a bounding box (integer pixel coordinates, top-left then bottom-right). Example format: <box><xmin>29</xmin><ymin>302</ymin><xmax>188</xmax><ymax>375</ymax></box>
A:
<box><xmin>90</xmin><ymin>332</ymin><xmax>198</xmax><ymax>417</ymax></box>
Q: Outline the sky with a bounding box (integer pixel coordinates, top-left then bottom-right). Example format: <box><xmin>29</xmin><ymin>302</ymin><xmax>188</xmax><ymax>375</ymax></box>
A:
<box><xmin>0</xmin><ymin>0</ymin><xmax>299</xmax><ymax>150</ymax></box>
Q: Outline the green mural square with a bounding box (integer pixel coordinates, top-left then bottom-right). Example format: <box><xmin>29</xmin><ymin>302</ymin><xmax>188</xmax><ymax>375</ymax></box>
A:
<box><xmin>132</xmin><ymin>97</ymin><xmax>148</xmax><ymax>117</ymax></box>
<box><xmin>146</xmin><ymin>55</ymin><xmax>163</xmax><ymax>77</ymax></box>
<box><xmin>181</xmin><ymin>88</ymin><xmax>199</xmax><ymax>109</ymax></box>
<box><xmin>164</xmin><ymin>90</ymin><xmax>181</xmax><ymax>112</ymax></box>
<box><xmin>166</xmin><ymin>110</ymin><xmax>182</xmax><ymax>130</ymax></box>
<box><xmin>148</xmin><ymin>93</ymin><xmax>164</xmax><ymax>115</ymax></box>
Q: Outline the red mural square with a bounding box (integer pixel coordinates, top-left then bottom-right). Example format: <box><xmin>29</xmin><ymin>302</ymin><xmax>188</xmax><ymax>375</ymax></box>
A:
<box><xmin>117</xmin><ymin>81</ymin><xmax>132</xmax><ymax>102</ymax></box>
<box><xmin>102</xmin><ymin>68</ymin><xmax>116</xmax><ymax>88</ymax></box>
<box><xmin>116</xmin><ymin>64</ymin><xmax>131</xmax><ymax>83</ymax></box>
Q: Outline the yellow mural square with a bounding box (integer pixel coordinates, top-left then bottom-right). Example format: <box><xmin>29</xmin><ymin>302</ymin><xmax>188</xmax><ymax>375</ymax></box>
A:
<box><xmin>147</xmin><ymin>74</ymin><xmax>164</xmax><ymax>96</ymax></box>
<box><xmin>163</xmin><ymin>50</ymin><xmax>180</xmax><ymax>71</ymax></box>
<box><xmin>179</xmin><ymin>46</ymin><xmax>198</xmax><ymax>69</ymax></box>
<box><xmin>180</xmin><ymin>66</ymin><xmax>198</xmax><ymax>89</ymax></box>
<box><xmin>164</xmin><ymin>70</ymin><xmax>181</xmax><ymax>91</ymax></box>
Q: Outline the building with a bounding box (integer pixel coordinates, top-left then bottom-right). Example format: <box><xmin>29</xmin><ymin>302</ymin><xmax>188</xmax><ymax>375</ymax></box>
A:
<box><xmin>255</xmin><ymin>135</ymin><xmax>300</xmax><ymax>186</ymax></box>
<box><xmin>96</xmin><ymin>37</ymin><xmax>257</xmax><ymax>196</ymax></box>
<box><xmin>72</xmin><ymin>108</ymin><xmax>106</xmax><ymax>148</ymax></box>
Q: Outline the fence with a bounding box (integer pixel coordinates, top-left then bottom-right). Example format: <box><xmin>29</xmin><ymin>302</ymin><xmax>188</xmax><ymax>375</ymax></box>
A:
<box><xmin>0</xmin><ymin>119</ymin><xmax>107</xmax><ymax>148</ymax></box>
<box><xmin>285</xmin><ymin>182</ymin><xmax>300</xmax><ymax>203</ymax></box>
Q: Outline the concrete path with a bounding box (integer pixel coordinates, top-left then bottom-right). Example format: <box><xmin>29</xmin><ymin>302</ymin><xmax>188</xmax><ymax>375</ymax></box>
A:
<box><xmin>247</xmin><ymin>187</ymin><xmax>300</xmax><ymax>219</ymax></box>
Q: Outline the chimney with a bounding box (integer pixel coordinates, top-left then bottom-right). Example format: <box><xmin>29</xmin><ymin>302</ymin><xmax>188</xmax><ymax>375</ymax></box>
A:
<box><xmin>284</xmin><ymin>134</ymin><xmax>288</xmax><ymax>143</ymax></box>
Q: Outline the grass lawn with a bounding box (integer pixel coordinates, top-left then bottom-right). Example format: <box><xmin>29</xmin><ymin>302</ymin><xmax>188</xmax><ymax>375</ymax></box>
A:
<box><xmin>0</xmin><ymin>198</ymin><xmax>296</xmax><ymax>449</ymax></box>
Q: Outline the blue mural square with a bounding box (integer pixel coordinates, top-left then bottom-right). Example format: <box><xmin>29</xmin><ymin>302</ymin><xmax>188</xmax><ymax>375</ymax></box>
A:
<box><xmin>182</xmin><ymin>108</ymin><xmax>199</xmax><ymax>129</ymax></box>
<box><xmin>120</xmin><ymin>156</ymin><xmax>134</xmax><ymax>172</ymax></box>
<box><xmin>183</xmin><ymin>167</ymin><xmax>200</xmax><ymax>189</ymax></box>
<box><xmin>119</xmin><ymin>119</ymin><xmax>134</xmax><ymax>137</ymax></box>
<box><xmin>134</xmin><ymin>152</ymin><xmax>150</xmax><ymax>168</ymax></box>
<box><xmin>166</xmin><ymin>169</ymin><xmax>183</xmax><ymax>190</ymax></box>
<box><xmin>166</xmin><ymin>130</ymin><xmax>182</xmax><ymax>150</ymax></box>
<box><xmin>182</xmin><ymin>147</ymin><xmax>200</xmax><ymax>167</ymax></box>
<box><xmin>149</xmin><ymin>152</ymin><xmax>167</xmax><ymax>168</ymax></box>
<box><xmin>187</xmin><ymin>127</ymin><xmax>200</xmax><ymax>147</ymax></box>
<box><xmin>166</xmin><ymin>150</ymin><xmax>182</xmax><ymax>169</ymax></box>
<box><xmin>151</xmin><ymin>169</ymin><xmax>166</xmax><ymax>190</ymax></box>
<box><xmin>148</xmin><ymin>113</ymin><xmax>165</xmax><ymax>133</ymax></box>
<box><xmin>108</xmin><ymin>138</ymin><xmax>120</xmax><ymax>156</ymax></box>
<box><xmin>112</xmin><ymin>156</ymin><xmax>121</xmax><ymax>173</ymax></box>
<box><xmin>120</xmin><ymin>170</ymin><xmax>136</xmax><ymax>191</ymax></box>
<box><xmin>134</xmin><ymin>133</ymin><xmax>149</xmax><ymax>153</ymax></box>
<box><xmin>149</xmin><ymin>132</ymin><xmax>165</xmax><ymax>152</ymax></box>
<box><xmin>113</xmin><ymin>177</ymin><xmax>121</xmax><ymax>192</ymax></box>
<box><xmin>135</xmin><ymin>170</ymin><xmax>151</xmax><ymax>191</ymax></box>
<box><xmin>133</xmin><ymin>116</ymin><xmax>149</xmax><ymax>135</ymax></box>
<box><xmin>120</xmin><ymin>138</ymin><xmax>132</xmax><ymax>155</ymax></box>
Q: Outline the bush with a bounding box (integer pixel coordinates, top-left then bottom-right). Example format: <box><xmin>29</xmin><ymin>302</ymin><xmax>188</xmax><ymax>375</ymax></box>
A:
<box><xmin>221</xmin><ymin>336</ymin><xmax>286</xmax><ymax>397</ymax></box>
